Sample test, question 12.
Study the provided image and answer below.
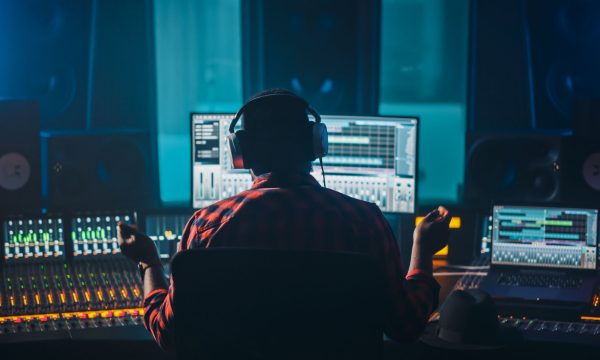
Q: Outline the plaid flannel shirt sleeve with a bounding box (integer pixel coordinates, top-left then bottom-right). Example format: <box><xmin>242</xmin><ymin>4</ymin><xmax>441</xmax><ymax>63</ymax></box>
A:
<box><xmin>142</xmin><ymin>215</ymin><xmax>198</xmax><ymax>352</ymax></box>
<box><xmin>370</xmin><ymin>205</ymin><xmax>440</xmax><ymax>342</ymax></box>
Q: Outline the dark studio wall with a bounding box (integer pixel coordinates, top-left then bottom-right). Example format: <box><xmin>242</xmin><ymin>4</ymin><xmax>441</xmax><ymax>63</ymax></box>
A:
<box><xmin>0</xmin><ymin>0</ymin><xmax>158</xmax><ymax>212</ymax></box>
<box><xmin>469</xmin><ymin>0</ymin><xmax>600</xmax><ymax>132</ymax></box>
<box><xmin>467</xmin><ymin>0</ymin><xmax>600</xmax><ymax>207</ymax></box>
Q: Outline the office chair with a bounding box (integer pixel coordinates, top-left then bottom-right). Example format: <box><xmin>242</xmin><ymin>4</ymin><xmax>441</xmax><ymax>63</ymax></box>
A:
<box><xmin>171</xmin><ymin>248</ymin><xmax>384</xmax><ymax>360</ymax></box>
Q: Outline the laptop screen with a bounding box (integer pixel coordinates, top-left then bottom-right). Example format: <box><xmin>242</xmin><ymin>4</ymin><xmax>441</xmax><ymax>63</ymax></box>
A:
<box><xmin>491</xmin><ymin>205</ymin><xmax>598</xmax><ymax>270</ymax></box>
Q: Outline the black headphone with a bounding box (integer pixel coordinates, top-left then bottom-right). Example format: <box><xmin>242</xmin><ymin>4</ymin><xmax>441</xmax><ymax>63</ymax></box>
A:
<box><xmin>226</xmin><ymin>92</ymin><xmax>328</xmax><ymax>169</ymax></box>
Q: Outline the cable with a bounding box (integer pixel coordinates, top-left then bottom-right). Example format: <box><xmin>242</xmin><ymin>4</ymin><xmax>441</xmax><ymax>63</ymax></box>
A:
<box><xmin>436</xmin><ymin>265</ymin><xmax>490</xmax><ymax>271</ymax></box>
<box><xmin>319</xmin><ymin>157</ymin><xmax>326</xmax><ymax>188</ymax></box>
<box><xmin>433</xmin><ymin>272</ymin><xmax>488</xmax><ymax>277</ymax></box>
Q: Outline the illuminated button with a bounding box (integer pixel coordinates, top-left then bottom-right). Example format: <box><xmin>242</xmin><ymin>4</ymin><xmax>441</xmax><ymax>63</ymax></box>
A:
<box><xmin>14</xmin><ymin>318</ymin><xmax>22</xmax><ymax>324</ymax></box>
<box><xmin>40</xmin><ymin>316</ymin><xmax>49</xmax><ymax>322</ymax></box>
<box><xmin>132</xmin><ymin>310</ymin><xmax>139</xmax><ymax>316</ymax></box>
<box><xmin>79</xmin><ymin>313</ymin><xmax>88</xmax><ymax>319</ymax></box>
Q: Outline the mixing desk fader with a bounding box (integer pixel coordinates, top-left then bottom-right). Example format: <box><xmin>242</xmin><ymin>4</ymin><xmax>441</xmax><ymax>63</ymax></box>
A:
<box><xmin>0</xmin><ymin>213</ymin><xmax>147</xmax><ymax>343</ymax></box>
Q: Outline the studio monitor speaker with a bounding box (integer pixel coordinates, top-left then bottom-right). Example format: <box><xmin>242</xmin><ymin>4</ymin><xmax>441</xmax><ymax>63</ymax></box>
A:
<box><xmin>465</xmin><ymin>133</ymin><xmax>562</xmax><ymax>206</ymax></box>
<box><xmin>0</xmin><ymin>1</ymin><xmax>92</xmax><ymax>129</ymax></box>
<box><xmin>561</xmin><ymin>136</ymin><xmax>600</xmax><ymax>205</ymax></box>
<box><xmin>41</xmin><ymin>130</ymin><xmax>158</xmax><ymax>211</ymax></box>
<box><xmin>0</xmin><ymin>100</ymin><xmax>41</xmax><ymax>214</ymax></box>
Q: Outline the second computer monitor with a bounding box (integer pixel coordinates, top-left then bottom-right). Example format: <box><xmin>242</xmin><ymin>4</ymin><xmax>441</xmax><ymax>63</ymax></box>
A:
<box><xmin>191</xmin><ymin>113</ymin><xmax>418</xmax><ymax>213</ymax></box>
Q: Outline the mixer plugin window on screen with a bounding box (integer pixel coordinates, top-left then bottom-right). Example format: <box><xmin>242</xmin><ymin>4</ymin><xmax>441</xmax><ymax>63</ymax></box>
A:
<box><xmin>192</xmin><ymin>114</ymin><xmax>418</xmax><ymax>213</ymax></box>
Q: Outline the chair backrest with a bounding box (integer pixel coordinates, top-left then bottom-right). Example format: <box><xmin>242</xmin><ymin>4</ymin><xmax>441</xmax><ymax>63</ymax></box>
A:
<box><xmin>171</xmin><ymin>248</ymin><xmax>384</xmax><ymax>360</ymax></box>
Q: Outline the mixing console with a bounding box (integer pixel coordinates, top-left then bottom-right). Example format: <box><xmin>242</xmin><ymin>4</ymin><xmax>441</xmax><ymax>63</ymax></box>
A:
<box><xmin>0</xmin><ymin>213</ymin><xmax>147</xmax><ymax>343</ymax></box>
<box><xmin>1</xmin><ymin>260</ymin><xmax>142</xmax><ymax>315</ymax></box>
<box><xmin>3</xmin><ymin>217</ymin><xmax>65</xmax><ymax>260</ymax></box>
<box><xmin>72</xmin><ymin>213</ymin><xmax>132</xmax><ymax>257</ymax></box>
<box><xmin>144</xmin><ymin>211</ymin><xmax>190</xmax><ymax>261</ymax></box>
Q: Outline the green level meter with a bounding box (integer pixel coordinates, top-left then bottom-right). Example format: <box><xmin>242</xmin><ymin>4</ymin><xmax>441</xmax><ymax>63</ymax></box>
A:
<box><xmin>76</xmin><ymin>228</ymin><xmax>107</xmax><ymax>240</ymax></box>
<box><xmin>12</xmin><ymin>232</ymin><xmax>52</xmax><ymax>244</ymax></box>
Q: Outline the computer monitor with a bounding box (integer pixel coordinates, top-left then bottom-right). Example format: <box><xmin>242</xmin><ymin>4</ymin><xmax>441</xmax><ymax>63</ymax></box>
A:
<box><xmin>491</xmin><ymin>205</ymin><xmax>598</xmax><ymax>270</ymax></box>
<box><xmin>2</xmin><ymin>216</ymin><xmax>65</xmax><ymax>260</ymax></box>
<box><xmin>479</xmin><ymin>214</ymin><xmax>493</xmax><ymax>255</ymax></box>
<box><xmin>71</xmin><ymin>212</ymin><xmax>135</xmax><ymax>257</ymax></box>
<box><xmin>191</xmin><ymin>113</ymin><xmax>418</xmax><ymax>213</ymax></box>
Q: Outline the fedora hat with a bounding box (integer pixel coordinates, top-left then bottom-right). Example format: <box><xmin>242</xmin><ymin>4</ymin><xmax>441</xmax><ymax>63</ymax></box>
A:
<box><xmin>420</xmin><ymin>289</ymin><xmax>522</xmax><ymax>350</ymax></box>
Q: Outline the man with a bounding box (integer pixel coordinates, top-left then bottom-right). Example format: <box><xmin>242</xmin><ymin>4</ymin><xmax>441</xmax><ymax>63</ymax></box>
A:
<box><xmin>117</xmin><ymin>88</ymin><xmax>450</xmax><ymax>351</ymax></box>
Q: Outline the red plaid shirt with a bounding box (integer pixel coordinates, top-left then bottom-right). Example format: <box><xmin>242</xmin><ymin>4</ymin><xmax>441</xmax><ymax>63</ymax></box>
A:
<box><xmin>143</xmin><ymin>172</ymin><xmax>439</xmax><ymax>351</ymax></box>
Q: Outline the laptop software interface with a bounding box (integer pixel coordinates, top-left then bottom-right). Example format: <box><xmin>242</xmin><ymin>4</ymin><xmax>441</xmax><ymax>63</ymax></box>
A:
<box><xmin>491</xmin><ymin>205</ymin><xmax>598</xmax><ymax>270</ymax></box>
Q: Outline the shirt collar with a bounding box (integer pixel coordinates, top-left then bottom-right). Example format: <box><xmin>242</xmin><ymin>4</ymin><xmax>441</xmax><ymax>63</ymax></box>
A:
<box><xmin>251</xmin><ymin>172</ymin><xmax>321</xmax><ymax>189</ymax></box>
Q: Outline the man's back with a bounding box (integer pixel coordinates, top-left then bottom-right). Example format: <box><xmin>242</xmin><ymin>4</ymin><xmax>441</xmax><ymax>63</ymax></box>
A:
<box><xmin>118</xmin><ymin>89</ymin><xmax>448</xmax><ymax>352</ymax></box>
<box><xmin>182</xmin><ymin>172</ymin><xmax>392</xmax><ymax>259</ymax></box>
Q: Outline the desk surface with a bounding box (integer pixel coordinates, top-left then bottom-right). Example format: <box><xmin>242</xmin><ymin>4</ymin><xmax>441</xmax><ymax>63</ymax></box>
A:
<box><xmin>432</xmin><ymin>259</ymin><xmax>466</xmax><ymax>305</ymax></box>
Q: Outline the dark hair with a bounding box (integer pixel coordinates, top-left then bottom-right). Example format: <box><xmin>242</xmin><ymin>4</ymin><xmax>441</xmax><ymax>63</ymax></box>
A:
<box><xmin>241</xmin><ymin>88</ymin><xmax>313</xmax><ymax>172</ymax></box>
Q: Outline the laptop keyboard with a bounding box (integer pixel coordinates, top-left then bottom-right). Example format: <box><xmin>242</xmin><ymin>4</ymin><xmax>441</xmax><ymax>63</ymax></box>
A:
<box><xmin>497</xmin><ymin>273</ymin><xmax>583</xmax><ymax>289</ymax></box>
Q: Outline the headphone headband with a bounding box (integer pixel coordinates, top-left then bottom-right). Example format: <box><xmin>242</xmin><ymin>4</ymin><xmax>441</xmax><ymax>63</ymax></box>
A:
<box><xmin>226</xmin><ymin>91</ymin><xmax>327</xmax><ymax>170</ymax></box>
<box><xmin>228</xmin><ymin>92</ymin><xmax>321</xmax><ymax>133</ymax></box>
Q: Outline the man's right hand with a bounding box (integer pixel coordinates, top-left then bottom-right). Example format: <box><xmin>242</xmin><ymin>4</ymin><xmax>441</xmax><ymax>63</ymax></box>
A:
<box><xmin>413</xmin><ymin>206</ymin><xmax>451</xmax><ymax>258</ymax></box>
<box><xmin>117</xmin><ymin>222</ymin><xmax>161</xmax><ymax>267</ymax></box>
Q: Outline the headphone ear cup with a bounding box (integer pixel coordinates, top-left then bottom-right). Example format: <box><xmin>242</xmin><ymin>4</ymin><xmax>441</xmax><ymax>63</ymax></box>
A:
<box><xmin>311</xmin><ymin>122</ymin><xmax>329</xmax><ymax>159</ymax></box>
<box><xmin>227</xmin><ymin>131</ymin><xmax>245</xmax><ymax>169</ymax></box>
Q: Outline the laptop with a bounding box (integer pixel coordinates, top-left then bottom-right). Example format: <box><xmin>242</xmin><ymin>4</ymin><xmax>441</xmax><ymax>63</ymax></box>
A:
<box><xmin>479</xmin><ymin>205</ymin><xmax>599</xmax><ymax>306</ymax></box>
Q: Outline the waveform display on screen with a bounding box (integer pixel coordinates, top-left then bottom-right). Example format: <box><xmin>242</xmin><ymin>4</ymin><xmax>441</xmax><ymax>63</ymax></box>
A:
<box><xmin>72</xmin><ymin>214</ymin><xmax>133</xmax><ymax>257</ymax></box>
<box><xmin>3</xmin><ymin>217</ymin><xmax>65</xmax><ymax>260</ymax></box>
<box><xmin>495</xmin><ymin>208</ymin><xmax>593</xmax><ymax>244</ymax></box>
<box><xmin>317</xmin><ymin>119</ymin><xmax>416</xmax><ymax>176</ymax></box>
<box><xmin>491</xmin><ymin>206</ymin><xmax>598</xmax><ymax>269</ymax></box>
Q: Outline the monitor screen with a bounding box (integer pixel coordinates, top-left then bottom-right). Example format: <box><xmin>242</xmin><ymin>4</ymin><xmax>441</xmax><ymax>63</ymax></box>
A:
<box><xmin>144</xmin><ymin>212</ymin><xmax>190</xmax><ymax>260</ymax></box>
<box><xmin>3</xmin><ymin>217</ymin><xmax>65</xmax><ymax>260</ymax></box>
<box><xmin>480</xmin><ymin>214</ymin><xmax>493</xmax><ymax>255</ymax></box>
<box><xmin>491</xmin><ymin>205</ymin><xmax>598</xmax><ymax>270</ymax></box>
<box><xmin>71</xmin><ymin>213</ymin><xmax>134</xmax><ymax>257</ymax></box>
<box><xmin>191</xmin><ymin>113</ymin><xmax>418</xmax><ymax>213</ymax></box>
